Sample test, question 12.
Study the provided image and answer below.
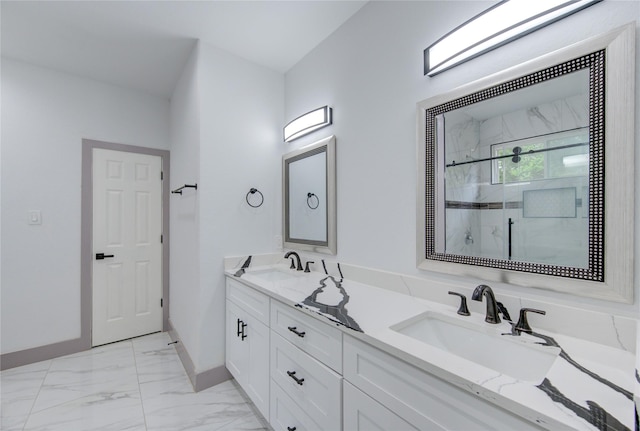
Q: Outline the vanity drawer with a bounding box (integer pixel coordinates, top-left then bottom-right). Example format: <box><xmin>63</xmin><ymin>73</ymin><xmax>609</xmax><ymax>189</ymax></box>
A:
<box><xmin>270</xmin><ymin>378</ymin><xmax>324</xmax><ymax>431</ymax></box>
<box><xmin>343</xmin><ymin>381</ymin><xmax>419</xmax><ymax>431</ymax></box>
<box><xmin>271</xmin><ymin>299</ymin><xmax>342</xmax><ymax>372</ymax></box>
<box><xmin>226</xmin><ymin>277</ymin><xmax>270</xmax><ymax>326</ymax></box>
<box><xmin>343</xmin><ymin>335</ymin><xmax>542</xmax><ymax>431</ymax></box>
<box><xmin>271</xmin><ymin>332</ymin><xmax>342</xmax><ymax>431</ymax></box>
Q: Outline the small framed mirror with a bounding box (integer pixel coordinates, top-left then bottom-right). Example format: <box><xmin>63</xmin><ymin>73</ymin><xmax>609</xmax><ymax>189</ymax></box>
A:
<box><xmin>417</xmin><ymin>24</ymin><xmax>634</xmax><ymax>303</ymax></box>
<box><xmin>283</xmin><ymin>135</ymin><xmax>337</xmax><ymax>254</ymax></box>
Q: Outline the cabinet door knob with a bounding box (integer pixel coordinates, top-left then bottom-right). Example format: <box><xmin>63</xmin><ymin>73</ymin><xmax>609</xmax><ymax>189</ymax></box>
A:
<box><xmin>287</xmin><ymin>326</ymin><xmax>306</xmax><ymax>338</ymax></box>
<box><xmin>286</xmin><ymin>370</ymin><xmax>305</xmax><ymax>386</ymax></box>
<box><xmin>287</xmin><ymin>427</ymin><xmax>297</xmax><ymax>431</ymax></box>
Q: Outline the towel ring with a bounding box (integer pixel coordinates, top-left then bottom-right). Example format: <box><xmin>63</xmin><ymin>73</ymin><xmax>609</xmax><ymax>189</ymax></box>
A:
<box><xmin>246</xmin><ymin>188</ymin><xmax>264</xmax><ymax>208</ymax></box>
<box><xmin>307</xmin><ymin>192</ymin><xmax>319</xmax><ymax>209</ymax></box>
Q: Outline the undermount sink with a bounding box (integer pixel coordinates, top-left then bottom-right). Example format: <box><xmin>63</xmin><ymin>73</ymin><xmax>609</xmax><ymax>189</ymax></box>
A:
<box><xmin>390</xmin><ymin>311</ymin><xmax>560</xmax><ymax>383</ymax></box>
<box><xmin>246</xmin><ymin>268</ymin><xmax>302</xmax><ymax>282</ymax></box>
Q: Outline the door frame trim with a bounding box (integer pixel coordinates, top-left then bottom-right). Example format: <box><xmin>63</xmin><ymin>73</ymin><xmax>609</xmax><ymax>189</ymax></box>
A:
<box><xmin>82</xmin><ymin>139</ymin><xmax>171</xmax><ymax>346</ymax></box>
<box><xmin>0</xmin><ymin>139</ymin><xmax>170</xmax><ymax>370</ymax></box>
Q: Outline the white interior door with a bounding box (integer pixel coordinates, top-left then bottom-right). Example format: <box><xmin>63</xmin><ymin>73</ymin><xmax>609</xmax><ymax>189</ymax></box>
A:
<box><xmin>92</xmin><ymin>148</ymin><xmax>163</xmax><ymax>346</ymax></box>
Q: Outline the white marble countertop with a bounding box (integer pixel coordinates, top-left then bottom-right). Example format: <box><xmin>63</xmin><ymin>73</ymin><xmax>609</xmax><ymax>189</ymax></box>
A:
<box><xmin>226</xmin><ymin>263</ymin><xmax>636</xmax><ymax>431</ymax></box>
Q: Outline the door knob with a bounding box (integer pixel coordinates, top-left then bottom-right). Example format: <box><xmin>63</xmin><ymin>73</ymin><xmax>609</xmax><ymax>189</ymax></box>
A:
<box><xmin>95</xmin><ymin>253</ymin><xmax>115</xmax><ymax>260</ymax></box>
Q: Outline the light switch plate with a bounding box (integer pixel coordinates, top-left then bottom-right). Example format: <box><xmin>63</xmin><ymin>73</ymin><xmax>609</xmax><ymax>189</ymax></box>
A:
<box><xmin>28</xmin><ymin>210</ymin><xmax>42</xmax><ymax>225</ymax></box>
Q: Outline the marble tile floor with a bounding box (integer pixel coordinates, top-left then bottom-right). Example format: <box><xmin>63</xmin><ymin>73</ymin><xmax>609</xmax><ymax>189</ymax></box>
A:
<box><xmin>1</xmin><ymin>332</ymin><xmax>270</xmax><ymax>431</ymax></box>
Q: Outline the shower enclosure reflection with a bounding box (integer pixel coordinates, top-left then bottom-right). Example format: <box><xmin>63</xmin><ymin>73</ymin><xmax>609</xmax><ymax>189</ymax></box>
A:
<box><xmin>417</xmin><ymin>23</ymin><xmax>635</xmax><ymax>303</ymax></box>
<box><xmin>439</xmin><ymin>69</ymin><xmax>590</xmax><ymax>268</ymax></box>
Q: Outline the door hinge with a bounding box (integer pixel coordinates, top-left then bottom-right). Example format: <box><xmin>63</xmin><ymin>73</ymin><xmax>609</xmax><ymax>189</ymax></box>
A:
<box><xmin>160</xmin><ymin>298</ymin><xmax>163</xmax><ymax>307</ymax></box>
<box><xmin>161</xmin><ymin>171</ymin><xmax>164</xmax><ymax>180</ymax></box>
<box><xmin>161</xmin><ymin>234</ymin><xmax>163</xmax><ymax>244</ymax></box>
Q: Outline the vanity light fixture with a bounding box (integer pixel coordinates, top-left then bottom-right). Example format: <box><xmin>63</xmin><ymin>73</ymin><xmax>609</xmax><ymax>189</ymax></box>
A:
<box><xmin>424</xmin><ymin>0</ymin><xmax>602</xmax><ymax>76</ymax></box>
<box><xmin>283</xmin><ymin>106</ymin><xmax>332</xmax><ymax>142</ymax></box>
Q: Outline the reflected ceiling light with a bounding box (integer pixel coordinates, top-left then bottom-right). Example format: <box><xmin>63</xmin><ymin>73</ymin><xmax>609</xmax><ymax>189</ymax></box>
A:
<box><xmin>563</xmin><ymin>154</ymin><xmax>589</xmax><ymax>167</ymax></box>
<box><xmin>424</xmin><ymin>0</ymin><xmax>602</xmax><ymax>76</ymax></box>
<box><xmin>284</xmin><ymin>106</ymin><xmax>332</xmax><ymax>142</ymax></box>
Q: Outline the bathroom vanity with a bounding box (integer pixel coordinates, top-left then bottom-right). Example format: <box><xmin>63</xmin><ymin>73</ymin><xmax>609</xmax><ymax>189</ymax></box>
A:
<box><xmin>222</xmin><ymin>20</ymin><xmax>638</xmax><ymax>431</ymax></box>
<box><xmin>224</xmin><ymin>255</ymin><xmax>636</xmax><ymax>431</ymax></box>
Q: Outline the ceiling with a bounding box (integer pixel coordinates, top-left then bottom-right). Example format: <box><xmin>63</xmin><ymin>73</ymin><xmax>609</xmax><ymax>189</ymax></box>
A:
<box><xmin>1</xmin><ymin>1</ymin><xmax>367</xmax><ymax>98</ymax></box>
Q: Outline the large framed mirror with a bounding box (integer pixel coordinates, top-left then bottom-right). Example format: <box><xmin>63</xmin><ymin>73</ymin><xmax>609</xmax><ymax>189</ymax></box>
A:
<box><xmin>417</xmin><ymin>23</ymin><xmax>635</xmax><ymax>303</ymax></box>
<box><xmin>283</xmin><ymin>135</ymin><xmax>337</xmax><ymax>254</ymax></box>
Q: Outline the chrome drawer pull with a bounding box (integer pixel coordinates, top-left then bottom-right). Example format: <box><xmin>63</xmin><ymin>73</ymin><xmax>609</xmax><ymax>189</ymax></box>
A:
<box><xmin>287</xmin><ymin>326</ymin><xmax>306</xmax><ymax>338</ymax></box>
<box><xmin>286</xmin><ymin>370</ymin><xmax>305</xmax><ymax>385</ymax></box>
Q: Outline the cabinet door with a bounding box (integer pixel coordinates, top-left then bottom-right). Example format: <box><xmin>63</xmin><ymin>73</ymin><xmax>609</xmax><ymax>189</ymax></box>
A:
<box><xmin>226</xmin><ymin>299</ymin><xmax>270</xmax><ymax>421</ymax></box>
<box><xmin>343</xmin><ymin>382</ymin><xmax>420</xmax><ymax>431</ymax></box>
<box><xmin>227</xmin><ymin>278</ymin><xmax>270</xmax><ymax>325</ymax></box>
<box><xmin>226</xmin><ymin>299</ymin><xmax>248</xmax><ymax>384</ymax></box>
<box><xmin>245</xmin><ymin>311</ymin><xmax>270</xmax><ymax>420</ymax></box>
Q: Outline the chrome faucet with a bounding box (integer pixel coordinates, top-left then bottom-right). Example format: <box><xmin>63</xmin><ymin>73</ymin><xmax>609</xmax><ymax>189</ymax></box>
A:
<box><xmin>471</xmin><ymin>284</ymin><xmax>501</xmax><ymax>324</ymax></box>
<box><xmin>284</xmin><ymin>251</ymin><xmax>303</xmax><ymax>271</ymax></box>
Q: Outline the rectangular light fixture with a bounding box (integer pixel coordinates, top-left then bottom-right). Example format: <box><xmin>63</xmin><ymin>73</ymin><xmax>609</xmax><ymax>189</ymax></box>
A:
<box><xmin>563</xmin><ymin>154</ymin><xmax>589</xmax><ymax>167</ymax></box>
<box><xmin>284</xmin><ymin>106</ymin><xmax>332</xmax><ymax>142</ymax></box>
<box><xmin>424</xmin><ymin>0</ymin><xmax>602</xmax><ymax>76</ymax></box>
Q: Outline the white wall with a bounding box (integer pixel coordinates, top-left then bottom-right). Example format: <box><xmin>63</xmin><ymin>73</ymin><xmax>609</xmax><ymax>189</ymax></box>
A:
<box><xmin>169</xmin><ymin>41</ymin><xmax>284</xmax><ymax>372</ymax></box>
<box><xmin>197</xmin><ymin>42</ymin><xmax>283</xmax><ymax>371</ymax></box>
<box><xmin>169</xmin><ymin>45</ymin><xmax>202</xmax><ymax>363</ymax></box>
<box><xmin>284</xmin><ymin>0</ymin><xmax>640</xmax><ymax>314</ymax></box>
<box><xmin>1</xmin><ymin>58</ymin><xmax>171</xmax><ymax>354</ymax></box>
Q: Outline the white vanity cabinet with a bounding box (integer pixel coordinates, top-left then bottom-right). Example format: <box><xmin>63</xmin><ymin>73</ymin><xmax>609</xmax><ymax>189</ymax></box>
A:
<box><xmin>270</xmin><ymin>380</ymin><xmax>323</xmax><ymax>431</ymax></box>
<box><xmin>270</xmin><ymin>300</ymin><xmax>342</xmax><ymax>373</ymax></box>
<box><xmin>269</xmin><ymin>301</ymin><xmax>343</xmax><ymax>431</ymax></box>
<box><xmin>226</xmin><ymin>274</ymin><xmax>547</xmax><ymax>431</ymax></box>
<box><xmin>343</xmin><ymin>381</ymin><xmax>419</xmax><ymax>431</ymax></box>
<box><xmin>343</xmin><ymin>335</ymin><xmax>543</xmax><ymax>431</ymax></box>
<box><xmin>225</xmin><ymin>278</ymin><xmax>270</xmax><ymax>420</ymax></box>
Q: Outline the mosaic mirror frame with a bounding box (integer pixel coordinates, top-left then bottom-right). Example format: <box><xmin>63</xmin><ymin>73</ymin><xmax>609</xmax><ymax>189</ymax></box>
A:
<box><xmin>416</xmin><ymin>24</ymin><xmax>635</xmax><ymax>303</ymax></box>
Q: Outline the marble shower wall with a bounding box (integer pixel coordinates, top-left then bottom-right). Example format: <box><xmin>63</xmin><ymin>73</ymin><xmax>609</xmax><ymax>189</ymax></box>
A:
<box><xmin>444</xmin><ymin>93</ymin><xmax>589</xmax><ymax>265</ymax></box>
<box><xmin>443</xmin><ymin>117</ymin><xmax>483</xmax><ymax>256</ymax></box>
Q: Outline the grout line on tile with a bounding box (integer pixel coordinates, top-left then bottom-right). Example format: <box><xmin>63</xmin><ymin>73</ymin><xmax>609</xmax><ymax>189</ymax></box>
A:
<box><xmin>132</xmin><ymin>338</ymin><xmax>149</xmax><ymax>431</ymax></box>
<box><xmin>22</xmin><ymin>358</ymin><xmax>53</xmax><ymax>431</ymax></box>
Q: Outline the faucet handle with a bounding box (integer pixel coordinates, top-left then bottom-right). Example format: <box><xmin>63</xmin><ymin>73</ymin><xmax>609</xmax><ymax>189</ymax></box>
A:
<box><xmin>515</xmin><ymin>308</ymin><xmax>546</xmax><ymax>334</ymax></box>
<box><xmin>496</xmin><ymin>301</ymin><xmax>512</xmax><ymax>322</ymax></box>
<box><xmin>447</xmin><ymin>291</ymin><xmax>470</xmax><ymax>316</ymax></box>
<box><xmin>304</xmin><ymin>261</ymin><xmax>315</xmax><ymax>273</ymax></box>
<box><xmin>289</xmin><ymin>257</ymin><xmax>296</xmax><ymax>269</ymax></box>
